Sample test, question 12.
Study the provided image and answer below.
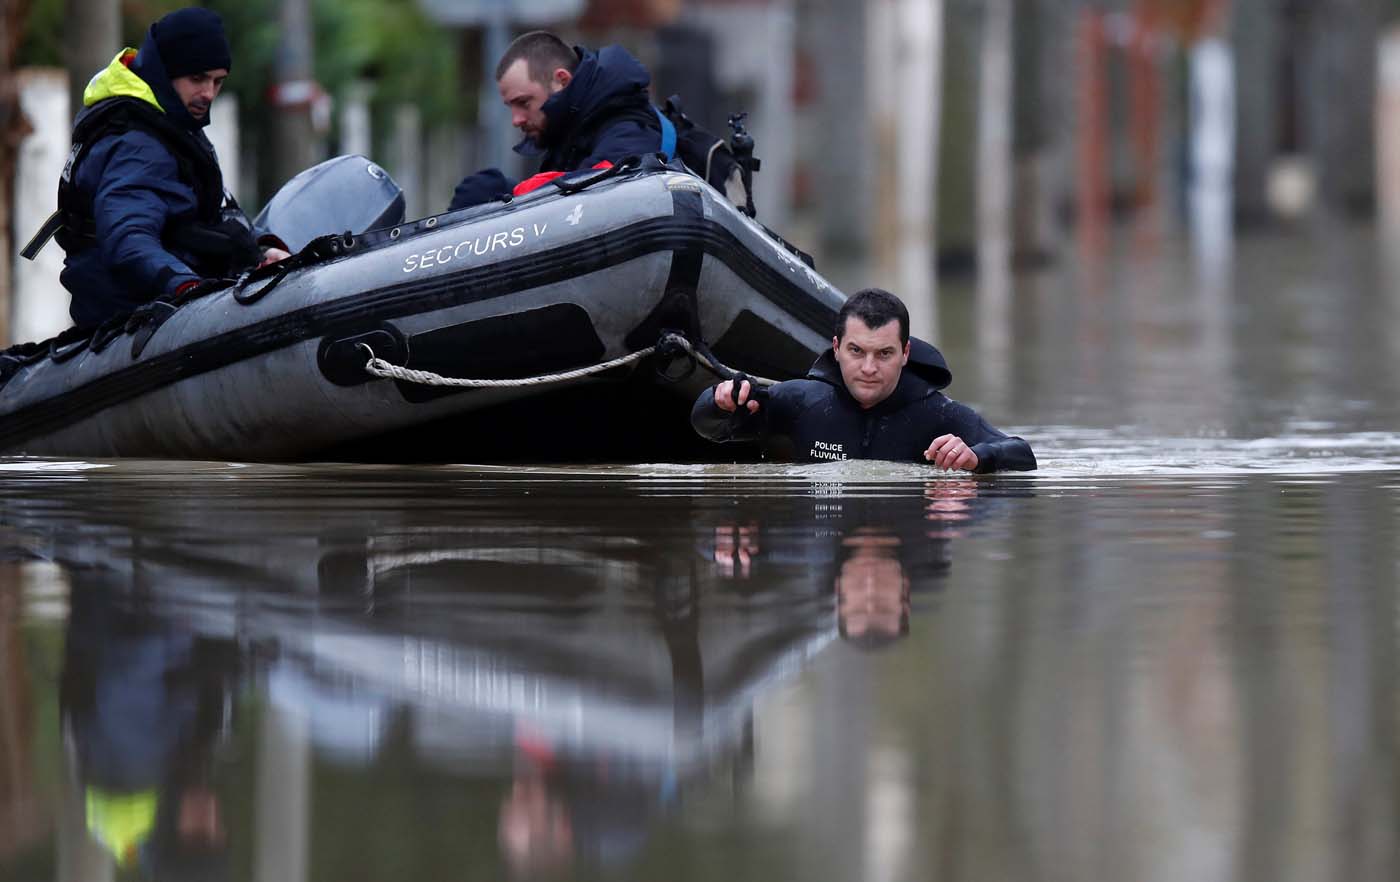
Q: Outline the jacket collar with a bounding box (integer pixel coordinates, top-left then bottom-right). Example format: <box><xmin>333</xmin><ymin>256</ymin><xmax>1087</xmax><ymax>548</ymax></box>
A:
<box><xmin>83</xmin><ymin>50</ymin><xmax>162</xmax><ymax>113</ymax></box>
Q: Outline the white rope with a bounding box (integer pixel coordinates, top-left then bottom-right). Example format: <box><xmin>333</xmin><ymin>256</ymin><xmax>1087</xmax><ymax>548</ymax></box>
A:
<box><xmin>360</xmin><ymin>344</ymin><xmax>655</xmax><ymax>388</ymax></box>
<box><xmin>358</xmin><ymin>334</ymin><xmax>779</xmax><ymax>389</ymax></box>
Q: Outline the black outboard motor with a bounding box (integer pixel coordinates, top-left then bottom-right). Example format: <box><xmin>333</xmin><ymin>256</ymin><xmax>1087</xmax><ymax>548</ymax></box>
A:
<box><xmin>253</xmin><ymin>155</ymin><xmax>405</xmax><ymax>254</ymax></box>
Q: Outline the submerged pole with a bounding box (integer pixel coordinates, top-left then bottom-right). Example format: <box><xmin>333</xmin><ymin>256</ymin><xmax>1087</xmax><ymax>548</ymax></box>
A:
<box><xmin>1075</xmin><ymin>8</ymin><xmax>1109</xmax><ymax>258</ymax></box>
<box><xmin>977</xmin><ymin>0</ymin><xmax>1014</xmax><ymax>393</ymax></box>
<box><xmin>869</xmin><ymin>0</ymin><xmax>943</xmax><ymax>341</ymax></box>
<box><xmin>977</xmin><ymin>0</ymin><xmax>1013</xmax><ymax>299</ymax></box>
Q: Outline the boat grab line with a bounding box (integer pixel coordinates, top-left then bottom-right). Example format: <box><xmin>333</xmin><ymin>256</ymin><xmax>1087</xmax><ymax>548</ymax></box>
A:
<box><xmin>358</xmin><ymin>334</ymin><xmax>778</xmax><ymax>389</ymax></box>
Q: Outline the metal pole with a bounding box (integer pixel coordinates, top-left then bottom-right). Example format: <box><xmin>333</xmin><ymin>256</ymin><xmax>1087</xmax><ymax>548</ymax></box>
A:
<box><xmin>481</xmin><ymin>0</ymin><xmax>512</xmax><ymax>170</ymax></box>
<box><xmin>270</xmin><ymin>0</ymin><xmax>320</xmax><ymax>191</ymax></box>
<box><xmin>64</xmin><ymin>0</ymin><xmax>118</xmax><ymax>121</ymax></box>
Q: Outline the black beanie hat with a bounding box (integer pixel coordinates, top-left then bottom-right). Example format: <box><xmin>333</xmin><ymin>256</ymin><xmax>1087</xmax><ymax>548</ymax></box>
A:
<box><xmin>152</xmin><ymin>7</ymin><xmax>232</xmax><ymax>79</ymax></box>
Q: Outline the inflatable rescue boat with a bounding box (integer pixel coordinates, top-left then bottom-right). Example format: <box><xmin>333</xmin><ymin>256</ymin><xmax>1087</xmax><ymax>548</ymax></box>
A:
<box><xmin>0</xmin><ymin>154</ymin><xmax>846</xmax><ymax>461</ymax></box>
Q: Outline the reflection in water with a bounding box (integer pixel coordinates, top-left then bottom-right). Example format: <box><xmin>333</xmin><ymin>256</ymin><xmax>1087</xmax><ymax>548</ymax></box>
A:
<box><xmin>1</xmin><ymin>462</ymin><xmax>1398</xmax><ymax>881</ymax></box>
<box><xmin>0</xmin><ymin>465</ymin><xmax>1019</xmax><ymax>879</ymax></box>
<box><xmin>61</xmin><ymin>586</ymin><xmax>235</xmax><ymax>876</ymax></box>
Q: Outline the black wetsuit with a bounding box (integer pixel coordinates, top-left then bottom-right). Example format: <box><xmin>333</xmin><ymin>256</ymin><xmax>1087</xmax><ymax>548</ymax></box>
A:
<box><xmin>691</xmin><ymin>341</ymin><xmax>1037</xmax><ymax>473</ymax></box>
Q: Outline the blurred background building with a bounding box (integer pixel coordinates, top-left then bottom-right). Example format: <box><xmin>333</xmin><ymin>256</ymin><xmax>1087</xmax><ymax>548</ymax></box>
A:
<box><xmin>2</xmin><ymin>0</ymin><xmax>1398</xmax><ymax>344</ymax></box>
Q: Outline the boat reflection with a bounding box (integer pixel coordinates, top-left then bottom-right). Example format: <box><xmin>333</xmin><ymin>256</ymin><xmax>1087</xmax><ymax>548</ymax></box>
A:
<box><xmin>5</xmin><ymin>472</ymin><xmax>1026</xmax><ymax>875</ymax></box>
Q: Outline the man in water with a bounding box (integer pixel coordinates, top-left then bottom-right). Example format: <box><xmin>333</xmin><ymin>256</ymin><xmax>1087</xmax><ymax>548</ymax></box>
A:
<box><xmin>691</xmin><ymin>288</ymin><xmax>1037</xmax><ymax>472</ymax></box>
<box><xmin>449</xmin><ymin>30</ymin><xmax>667</xmax><ymax>209</ymax></box>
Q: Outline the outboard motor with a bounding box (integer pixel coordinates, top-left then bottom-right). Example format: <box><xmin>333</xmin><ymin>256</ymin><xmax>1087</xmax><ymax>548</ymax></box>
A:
<box><xmin>253</xmin><ymin>155</ymin><xmax>405</xmax><ymax>254</ymax></box>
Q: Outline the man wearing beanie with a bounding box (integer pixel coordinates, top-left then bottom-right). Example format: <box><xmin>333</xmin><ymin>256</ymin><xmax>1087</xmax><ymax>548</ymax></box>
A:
<box><xmin>24</xmin><ymin>7</ymin><xmax>287</xmax><ymax>330</ymax></box>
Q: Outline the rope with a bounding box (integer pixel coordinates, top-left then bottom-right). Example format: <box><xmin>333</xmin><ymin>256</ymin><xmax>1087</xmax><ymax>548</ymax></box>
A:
<box><xmin>359</xmin><ymin>333</ymin><xmax>779</xmax><ymax>390</ymax></box>
<box><xmin>361</xmin><ymin>343</ymin><xmax>654</xmax><ymax>388</ymax></box>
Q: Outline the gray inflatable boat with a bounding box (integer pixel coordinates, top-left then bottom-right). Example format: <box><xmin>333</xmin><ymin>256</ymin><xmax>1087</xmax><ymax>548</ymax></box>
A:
<box><xmin>0</xmin><ymin>155</ymin><xmax>846</xmax><ymax>461</ymax></box>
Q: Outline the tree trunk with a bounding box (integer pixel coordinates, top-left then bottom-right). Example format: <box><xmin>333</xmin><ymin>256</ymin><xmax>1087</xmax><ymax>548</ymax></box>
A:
<box><xmin>1231</xmin><ymin>0</ymin><xmax>1278</xmax><ymax>224</ymax></box>
<box><xmin>869</xmin><ymin>0</ymin><xmax>943</xmax><ymax>341</ymax></box>
<box><xmin>1</xmin><ymin>0</ymin><xmax>34</xmax><ymax>347</ymax></box>
<box><xmin>268</xmin><ymin>0</ymin><xmax>320</xmax><ymax>193</ymax></box>
<box><xmin>808</xmin><ymin>0</ymin><xmax>871</xmax><ymax>259</ymax></box>
<box><xmin>64</xmin><ymin>0</ymin><xmax>118</xmax><ymax>117</ymax></box>
<box><xmin>1299</xmin><ymin>0</ymin><xmax>1379</xmax><ymax>217</ymax></box>
<box><xmin>1012</xmin><ymin>0</ymin><xmax>1075</xmax><ymax>267</ymax></box>
<box><xmin>977</xmin><ymin>0</ymin><xmax>1013</xmax><ymax>287</ymax></box>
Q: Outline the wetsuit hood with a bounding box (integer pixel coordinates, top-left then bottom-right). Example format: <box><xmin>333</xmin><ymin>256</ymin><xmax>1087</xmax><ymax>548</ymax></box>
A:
<box><xmin>515</xmin><ymin>44</ymin><xmax>652</xmax><ymax>155</ymax></box>
<box><xmin>806</xmin><ymin>336</ymin><xmax>953</xmax><ymax>410</ymax></box>
<box><xmin>807</xmin><ymin>337</ymin><xmax>952</xmax><ymax>389</ymax></box>
<box><xmin>128</xmin><ymin>28</ymin><xmax>207</xmax><ymax>130</ymax></box>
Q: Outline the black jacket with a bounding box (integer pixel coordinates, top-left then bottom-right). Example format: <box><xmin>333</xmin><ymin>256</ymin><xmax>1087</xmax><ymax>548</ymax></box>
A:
<box><xmin>527</xmin><ymin>44</ymin><xmax>662</xmax><ymax>172</ymax></box>
<box><xmin>449</xmin><ymin>45</ymin><xmax>663</xmax><ymax>211</ymax></box>
<box><xmin>691</xmin><ymin>341</ymin><xmax>1037</xmax><ymax>473</ymax></box>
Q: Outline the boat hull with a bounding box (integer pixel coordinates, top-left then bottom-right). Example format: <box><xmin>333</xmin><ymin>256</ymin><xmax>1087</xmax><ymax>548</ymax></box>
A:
<box><xmin>0</xmin><ymin>168</ymin><xmax>845</xmax><ymax>461</ymax></box>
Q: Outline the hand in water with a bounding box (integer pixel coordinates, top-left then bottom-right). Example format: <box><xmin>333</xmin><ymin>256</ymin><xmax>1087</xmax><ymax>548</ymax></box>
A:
<box><xmin>925</xmin><ymin>434</ymin><xmax>978</xmax><ymax>471</ymax></box>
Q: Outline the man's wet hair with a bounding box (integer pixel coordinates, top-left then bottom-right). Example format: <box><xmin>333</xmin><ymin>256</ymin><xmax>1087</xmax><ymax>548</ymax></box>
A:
<box><xmin>496</xmin><ymin>31</ymin><xmax>578</xmax><ymax>85</ymax></box>
<box><xmin>836</xmin><ymin>288</ymin><xmax>909</xmax><ymax>345</ymax></box>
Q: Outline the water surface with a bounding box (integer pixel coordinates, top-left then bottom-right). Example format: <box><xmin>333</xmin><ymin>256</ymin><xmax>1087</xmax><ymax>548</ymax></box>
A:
<box><xmin>3</xmin><ymin>228</ymin><xmax>1400</xmax><ymax>881</ymax></box>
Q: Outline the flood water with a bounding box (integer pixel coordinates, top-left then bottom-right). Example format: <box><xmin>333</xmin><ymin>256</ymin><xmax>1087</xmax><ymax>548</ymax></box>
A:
<box><xmin>4</xmin><ymin>228</ymin><xmax>1400</xmax><ymax>881</ymax></box>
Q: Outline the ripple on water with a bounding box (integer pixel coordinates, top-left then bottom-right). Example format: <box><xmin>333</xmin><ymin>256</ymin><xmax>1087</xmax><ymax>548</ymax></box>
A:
<box><xmin>1</xmin><ymin>426</ymin><xmax>1399</xmax><ymax>486</ymax></box>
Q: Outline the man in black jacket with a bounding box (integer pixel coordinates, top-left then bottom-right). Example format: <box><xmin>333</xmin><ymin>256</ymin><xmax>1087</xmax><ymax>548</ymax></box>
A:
<box><xmin>691</xmin><ymin>288</ymin><xmax>1037</xmax><ymax>472</ymax></box>
<box><xmin>450</xmin><ymin>31</ymin><xmax>666</xmax><ymax>210</ymax></box>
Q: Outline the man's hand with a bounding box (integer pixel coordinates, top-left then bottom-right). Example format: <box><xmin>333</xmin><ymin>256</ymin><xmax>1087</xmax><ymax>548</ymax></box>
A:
<box><xmin>258</xmin><ymin>247</ymin><xmax>292</xmax><ymax>268</ymax></box>
<box><xmin>925</xmin><ymin>434</ymin><xmax>979</xmax><ymax>471</ymax></box>
<box><xmin>714</xmin><ymin>379</ymin><xmax>762</xmax><ymax>414</ymax></box>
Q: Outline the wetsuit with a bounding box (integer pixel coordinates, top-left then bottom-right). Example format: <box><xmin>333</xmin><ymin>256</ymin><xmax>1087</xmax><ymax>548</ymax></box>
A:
<box><xmin>691</xmin><ymin>341</ymin><xmax>1037</xmax><ymax>472</ymax></box>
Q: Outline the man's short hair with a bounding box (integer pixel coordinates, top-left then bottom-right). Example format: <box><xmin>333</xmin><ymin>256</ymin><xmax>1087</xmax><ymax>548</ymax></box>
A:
<box><xmin>835</xmin><ymin>288</ymin><xmax>910</xmax><ymax>345</ymax></box>
<box><xmin>495</xmin><ymin>31</ymin><xmax>578</xmax><ymax>85</ymax></box>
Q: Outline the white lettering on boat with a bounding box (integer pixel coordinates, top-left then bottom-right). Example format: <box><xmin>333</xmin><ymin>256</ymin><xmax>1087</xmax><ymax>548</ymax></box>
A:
<box><xmin>402</xmin><ymin>224</ymin><xmax>539</xmax><ymax>274</ymax></box>
<box><xmin>810</xmin><ymin>441</ymin><xmax>846</xmax><ymax>461</ymax></box>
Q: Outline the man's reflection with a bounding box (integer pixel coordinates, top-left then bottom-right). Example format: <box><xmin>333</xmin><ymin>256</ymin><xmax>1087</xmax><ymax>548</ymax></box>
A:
<box><xmin>708</xmin><ymin>479</ymin><xmax>1008</xmax><ymax>649</ymax></box>
<box><xmin>61</xmin><ymin>582</ymin><xmax>238</xmax><ymax>877</ymax></box>
<box><xmin>835</xmin><ymin>530</ymin><xmax>911</xmax><ymax>646</ymax></box>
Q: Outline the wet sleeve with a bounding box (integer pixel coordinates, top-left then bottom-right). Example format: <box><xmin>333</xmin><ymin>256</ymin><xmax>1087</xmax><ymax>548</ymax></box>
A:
<box><xmin>690</xmin><ymin>385</ymin><xmax>767</xmax><ymax>443</ymax></box>
<box><xmin>90</xmin><ymin>133</ymin><xmax>200</xmax><ymax>296</ymax></box>
<box><xmin>938</xmin><ymin>398</ymin><xmax>1038</xmax><ymax>473</ymax></box>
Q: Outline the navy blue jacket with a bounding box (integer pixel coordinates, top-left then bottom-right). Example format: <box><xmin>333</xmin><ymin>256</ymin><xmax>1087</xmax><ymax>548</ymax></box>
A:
<box><xmin>60</xmin><ymin>30</ymin><xmax>239</xmax><ymax>329</ymax></box>
<box><xmin>450</xmin><ymin>45</ymin><xmax>663</xmax><ymax>211</ymax></box>
<box><xmin>692</xmin><ymin>342</ymin><xmax>1038</xmax><ymax>473</ymax></box>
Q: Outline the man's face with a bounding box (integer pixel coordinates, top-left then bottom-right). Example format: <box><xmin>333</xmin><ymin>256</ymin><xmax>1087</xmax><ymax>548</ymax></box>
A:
<box><xmin>170</xmin><ymin>68</ymin><xmax>227</xmax><ymax>121</ymax></box>
<box><xmin>833</xmin><ymin>317</ymin><xmax>909</xmax><ymax>409</ymax></box>
<box><xmin>497</xmin><ymin>58</ymin><xmax>570</xmax><ymax>144</ymax></box>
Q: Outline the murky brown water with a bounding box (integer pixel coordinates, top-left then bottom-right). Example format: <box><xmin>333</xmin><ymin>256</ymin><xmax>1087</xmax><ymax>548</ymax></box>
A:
<box><xmin>3</xmin><ymin>228</ymin><xmax>1400</xmax><ymax>881</ymax></box>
